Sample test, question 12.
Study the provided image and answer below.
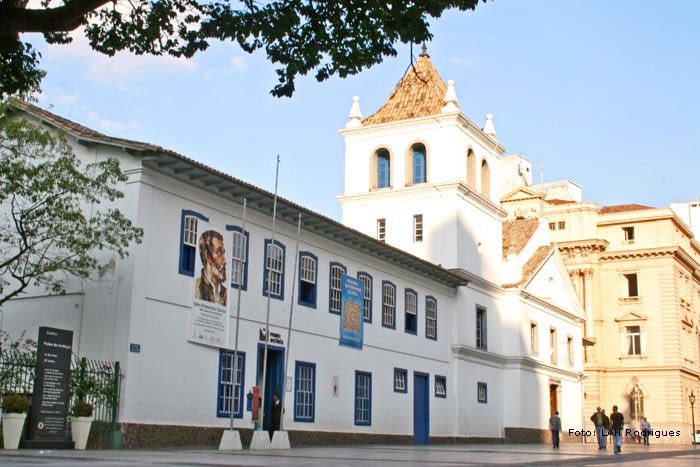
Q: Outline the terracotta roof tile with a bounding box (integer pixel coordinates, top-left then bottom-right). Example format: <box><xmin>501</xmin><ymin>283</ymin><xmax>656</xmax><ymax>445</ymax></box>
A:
<box><xmin>502</xmin><ymin>245</ymin><xmax>553</xmax><ymax>289</ymax></box>
<box><xmin>9</xmin><ymin>99</ymin><xmax>161</xmax><ymax>153</ymax></box>
<box><xmin>502</xmin><ymin>218</ymin><xmax>540</xmax><ymax>259</ymax></box>
<box><xmin>546</xmin><ymin>198</ymin><xmax>577</xmax><ymax>205</ymax></box>
<box><xmin>362</xmin><ymin>54</ymin><xmax>449</xmax><ymax>126</ymax></box>
<box><xmin>599</xmin><ymin>204</ymin><xmax>654</xmax><ymax>214</ymax></box>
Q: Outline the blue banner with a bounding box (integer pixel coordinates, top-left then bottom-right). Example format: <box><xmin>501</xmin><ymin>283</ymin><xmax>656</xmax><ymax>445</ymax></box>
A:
<box><xmin>340</xmin><ymin>274</ymin><xmax>364</xmax><ymax>349</ymax></box>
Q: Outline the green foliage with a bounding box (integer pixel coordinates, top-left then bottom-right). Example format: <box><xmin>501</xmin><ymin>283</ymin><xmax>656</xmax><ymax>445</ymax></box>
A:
<box><xmin>71</xmin><ymin>400</ymin><xmax>93</xmax><ymax>418</ymax></box>
<box><xmin>0</xmin><ymin>107</ymin><xmax>144</xmax><ymax>306</ymax></box>
<box><xmin>0</xmin><ymin>0</ymin><xmax>487</xmax><ymax>99</ymax></box>
<box><xmin>2</xmin><ymin>393</ymin><xmax>28</xmax><ymax>413</ymax></box>
<box><xmin>69</xmin><ymin>357</ymin><xmax>118</xmax><ymax>410</ymax></box>
<box><xmin>1</xmin><ymin>331</ymin><xmax>118</xmax><ymax>412</ymax></box>
<box><xmin>0</xmin><ymin>330</ymin><xmax>37</xmax><ymax>395</ymax></box>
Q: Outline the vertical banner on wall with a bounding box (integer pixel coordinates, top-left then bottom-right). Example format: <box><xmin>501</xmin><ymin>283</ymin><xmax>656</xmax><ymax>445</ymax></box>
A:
<box><xmin>340</xmin><ymin>274</ymin><xmax>364</xmax><ymax>349</ymax></box>
<box><xmin>188</xmin><ymin>220</ymin><xmax>231</xmax><ymax>348</ymax></box>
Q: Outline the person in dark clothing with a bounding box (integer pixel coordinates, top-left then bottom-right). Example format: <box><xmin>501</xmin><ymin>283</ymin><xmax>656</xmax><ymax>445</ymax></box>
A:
<box><xmin>549</xmin><ymin>411</ymin><xmax>562</xmax><ymax>449</ymax></box>
<box><xmin>591</xmin><ymin>407</ymin><xmax>606</xmax><ymax>449</ymax></box>
<box><xmin>268</xmin><ymin>393</ymin><xmax>283</xmax><ymax>439</ymax></box>
<box><xmin>609</xmin><ymin>405</ymin><xmax>624</xmax><ymax>454</ymax></box>
<box><xmin>601</xmin><ymin>409</ymin><xmax>610</xmax><ymax>448</ymax></box>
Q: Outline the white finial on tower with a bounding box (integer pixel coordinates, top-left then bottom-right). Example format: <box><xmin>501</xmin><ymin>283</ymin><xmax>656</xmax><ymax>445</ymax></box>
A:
<box><xmin>346</xmin><ymin>96</ymin><xmax>363</xmax><ymax>128</ymax></box>
<box><xmin>441</xmin><ymin>80</ymin><xmax>459</xmax><ymax>113</ymax></box>
<box><xmin>483</xmin><ymin>113</ymin><xmax>496</xmax><ymax>138</ymax></box>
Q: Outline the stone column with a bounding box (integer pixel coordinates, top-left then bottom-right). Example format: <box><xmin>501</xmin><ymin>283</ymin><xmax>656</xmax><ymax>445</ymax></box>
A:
<box><xmin>583</xmin><ymin>268</ymin><xmax>594</xmax><ymax>337</ymax></box>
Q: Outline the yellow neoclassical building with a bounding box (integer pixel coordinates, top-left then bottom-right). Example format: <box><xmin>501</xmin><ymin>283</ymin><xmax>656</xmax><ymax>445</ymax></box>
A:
<box><xmin>502</xmin><ymin>181</ymin><xmax>700</xmax><ymax>443</ymax></box>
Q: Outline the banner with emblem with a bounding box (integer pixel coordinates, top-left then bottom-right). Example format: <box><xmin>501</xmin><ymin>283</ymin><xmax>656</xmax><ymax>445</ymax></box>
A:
<box><xmin>340</xmin><ymin>274</ymin><xmax>364</xmax><ymax>349</ymax></box>
<box><xmin>188</xmin><ymin>220</ymin><xmax>231</xmax><ymax>348</ymax></box>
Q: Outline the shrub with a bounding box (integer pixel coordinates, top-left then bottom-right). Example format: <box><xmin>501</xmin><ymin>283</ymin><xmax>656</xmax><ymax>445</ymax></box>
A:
<box><xmin>2</xmin><ymin>393</ymin><xmax>28</xmax><ymax>413</ymax></box>
<box><xmin>72</xmin><ymin>400</ymin><xmax>93</xmax><ymax>418</ymax></box>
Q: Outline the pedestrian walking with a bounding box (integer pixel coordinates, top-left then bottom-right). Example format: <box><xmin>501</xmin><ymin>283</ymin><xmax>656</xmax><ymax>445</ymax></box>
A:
<box><xmin>590</xmin><ymin>407</ymin><xmax>606</xmax><ymax>449</ymax></box>
<box><xmin>640</xmin><ymin>417</ymin><xmax>651</xmax><ymax>446</ymax></box>
<box><xmin>609</xmin><ymin>405</ymin><xmax>624</xmax><ymax>454</ymax></box>
<box><xmin>549</xmin><ymin>411</ymin><xmax>562</xmax><ymax>449</ymax></box>
<box><xmin>601</xmin><ymin>409</ymin><xmax>609</xmax><ymax>448</ymax></box>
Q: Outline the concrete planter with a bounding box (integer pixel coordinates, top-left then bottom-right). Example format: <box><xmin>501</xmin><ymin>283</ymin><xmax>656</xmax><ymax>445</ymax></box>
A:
<box><xmin>2</xmin><ymin>413</ymin><xmax>27</xmax><ymax>450</ymax></box>
<box><xmin>71</xmin><ymin>417</ymin><xmax>93</xmax><ymax>450</ymax></box>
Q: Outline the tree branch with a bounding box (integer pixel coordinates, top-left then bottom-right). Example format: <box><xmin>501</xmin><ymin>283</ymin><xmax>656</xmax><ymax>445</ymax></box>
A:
<box><xmin>0</xmin><ymin>0</ymin><xmax>112</xmax><ymax>36</ymax></box>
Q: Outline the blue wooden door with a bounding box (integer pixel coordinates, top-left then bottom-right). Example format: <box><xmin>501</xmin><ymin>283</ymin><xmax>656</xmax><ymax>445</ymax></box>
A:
<box><xmin>413</xmin><ymin>372</ymin><xmax>430</xmax><ymax>444</ymax></box>
<box><xmin>258</xmin><ymin>345</ymin><xmax>284</xmax><ymax>432</ymax></box>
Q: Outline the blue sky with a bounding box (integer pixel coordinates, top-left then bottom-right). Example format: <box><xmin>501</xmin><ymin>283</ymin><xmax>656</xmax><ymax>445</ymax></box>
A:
<box><xmin>32</xmin><ymin>0</ymin><xmax>700</xmax><ymax>221</ymax></box>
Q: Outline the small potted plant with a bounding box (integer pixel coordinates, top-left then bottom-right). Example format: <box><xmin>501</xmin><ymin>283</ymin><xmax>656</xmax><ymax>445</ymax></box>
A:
<box><xmin>70</xmin><ymin>400</ymin><xmax>94</xmax><ymax>450</ymax></box>
<box><xmin>2</xmin><ymin>393</ymin><xmax>28</xmax><ymax>450</ymax></box>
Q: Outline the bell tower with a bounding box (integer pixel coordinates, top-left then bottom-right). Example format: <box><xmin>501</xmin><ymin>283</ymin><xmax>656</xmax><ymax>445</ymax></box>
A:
<box><xmin>337</xmin><ymin>49</ymin><xmax>518</xmax><ymax>281</ymax></box>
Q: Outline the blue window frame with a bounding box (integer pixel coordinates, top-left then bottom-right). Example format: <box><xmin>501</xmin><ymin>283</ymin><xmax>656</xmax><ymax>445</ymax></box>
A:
<box><xmin>476</xmin><ymin>306</ymin><xmax>487</xmax><ymax>350</ymax></box>
<box><xmin>179</xmin><ymin>210</ymin><xmax>208</xmax><ymax>276</ymax></box>
<box><xmin>298</xmin><ymin>252</ymin><xmax>318</xmax><ymax>308</ymax></box>
<box><xmin>217</xmin><ymin>350</ymin><xmax>245</xmax><ymax>418</ymax></box>
<box><xmin>357</xmin><ymin>272</ymin><xmax>372</xmax><ymax>323</ymax></box>
<box><xmin>425</xmin><ymin>296</ymin><xmax>437</xmax><ymax>340</ymax></box>
<box><xmin>382</xmin><ymin>281</ymin><xmax>396</xmax><ymax>329</ymax></box>
<box><xmin>393</xmin><ymin>368</ymin><xmax>407</xmax><ymax>393</ymax></box>
<box><xmin>377</xmin><ymin>149</ymin><xmax>390</xmax><ymax>188</ymax></box>
<box><xmin>412</xmin><ymin>144</ymin><xmax>426</xmax><ymax>184</ymax></box>
<box><xmin>329</xmin><ymin>262</ymin><xmax>346</xmax><ymax>314</ymax></box>
<box><xmin>405</xmin><ymin>289</ymin><xmax>418</xmax><ymax>335</ymax></box>
<box><xmin>226</xmin><ymin>225</ymin><xmax>249</xmax><ymax>291</ymax></box>
<box><xmin>262</xmin><ymin>239</ymin><xmax>285</xmax><ymax>300</ymax></box>
<box><xmin>435</xmin><ymin>375</ymin><xmax>447</xmax><ymax>398</ymax></box>
<box><xmin>478</xmin><ymin>381</ymin><xmax>488</xmax><ymax>403</ymax></box>
<box><xmin>294</xmin><ymin>361</ymin><xmax>316</xmax><ymax>422</ymax></box>
<box><xmin>354</xmin><ymin>371</ymin><xmax>372</xmax><ymax>426</ymax></box>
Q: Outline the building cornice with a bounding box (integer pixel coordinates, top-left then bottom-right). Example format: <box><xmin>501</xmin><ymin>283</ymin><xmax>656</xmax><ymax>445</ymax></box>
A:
<box><xmin>337</xmin><ymin>181</ymin><xmax>508</xmax><ymax>220</ymax></box>
<box><xmin>339</xmin><ymin>111</ymin><xmax>507</xmax><ymax>155</ymax></box>
<box><xmin>556</xmin><ymin>239</ymin><xmax>609</xmax><ymax>256</ymax></box>
<box><xmin>451</xmin><ymin>345</ymin><xmax>582</xmax><ymax>380</ymax></box>
<box><xmin>518</xmin><ymin>290</ymin><xmax>586</xmax><ymax>324</ymax></box>
<box><xmin>600</xmin><ymin>246</ymin><xmax>700</xmax><ymax>273</ymax></box>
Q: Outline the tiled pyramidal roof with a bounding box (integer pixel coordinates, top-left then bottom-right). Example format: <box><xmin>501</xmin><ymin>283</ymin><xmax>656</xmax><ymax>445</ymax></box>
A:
<box><xmin>362</xmin><ymin>53</ymin><xmax>452</xmax><ymax>125</ymax></box>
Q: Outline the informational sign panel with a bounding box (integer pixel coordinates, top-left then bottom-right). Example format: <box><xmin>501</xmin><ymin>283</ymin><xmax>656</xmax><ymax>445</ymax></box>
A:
<box><xmin>340</xmin><ymin>275</ymin><xmax>364</xmax><ymax>349</ymax></box>
<box><xmin>28</xmin><ymin>327</ymin><xmax>73</xmax><ymax>442</ymax></box>
<box><xmin>188</xmin><ymin>220</ymin><xmax>231</xmax><ymax>348</ymax></box>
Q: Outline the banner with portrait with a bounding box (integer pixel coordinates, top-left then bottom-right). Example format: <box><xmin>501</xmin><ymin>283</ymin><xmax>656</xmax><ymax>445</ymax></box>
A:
<box><xmin>340</xmin><ymin>274</ymin><xmax>364</xmax><ymax>349</ymax></box>
<box><xmin>188</xmin><ymin>220</ymin><xmax>231</xmax><ymax>348</ymax></box>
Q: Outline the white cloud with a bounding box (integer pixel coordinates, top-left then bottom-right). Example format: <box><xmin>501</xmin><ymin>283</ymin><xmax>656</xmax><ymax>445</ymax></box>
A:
<box><xmin>202</xmin><ymin>55</ymin><xmax>249</xmax><ymax>79</ymax></box>
<box><xmin>38</xmin><ymin>88</ymin><xmax>80</xmax><ymax>106</ymax></box>
<box><xmin>42</xmin><ymin>29</ymin><xmax>197</xmax><ymax>92</ymax></box>
<box><xmin>449</xmin><ymin>56</ymin><xmax>477</xmax><ymax>67</ymax></box>
<box><xmin>230</xmin><ymin>56</ymin><xmax>248</xmax><ymax>72</ymax></box>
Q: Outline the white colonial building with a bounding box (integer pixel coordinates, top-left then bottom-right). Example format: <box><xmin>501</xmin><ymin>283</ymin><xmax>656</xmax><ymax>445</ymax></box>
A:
<box><xmin>1</xmin><ymin>51</ymin><xmax>584</xmax><ymax>448</ymax></box>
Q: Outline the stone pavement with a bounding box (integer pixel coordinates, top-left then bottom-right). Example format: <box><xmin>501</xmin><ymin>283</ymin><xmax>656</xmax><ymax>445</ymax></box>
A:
<box><xmin>0</xmin><ymin>442</ymin><xmax>698</xmax><ymax>466</ymax></box>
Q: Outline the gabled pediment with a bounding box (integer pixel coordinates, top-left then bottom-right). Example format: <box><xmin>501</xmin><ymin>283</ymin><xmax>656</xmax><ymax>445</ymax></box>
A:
<box><xmin>614</xmin><ymin>311</ymin><xmax>648</xmax><ymax>322</ymax></box>
<box><xmin>501</xmin><ymin>187</ymin><xmax>545</xmax><ymax>203</ymax></box>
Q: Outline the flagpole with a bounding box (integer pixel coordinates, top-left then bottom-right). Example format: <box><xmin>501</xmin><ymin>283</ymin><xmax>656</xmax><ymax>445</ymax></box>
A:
<box><xmin>229</xmin><ymin>198</ymin><xmax>247</xmax><ymax>430</ymax></box>
<box><xmin>259</xmin><ymin>155</ymin><xmax>280</xmax><ymax>434</ymax></box>
<box><xmin>280</xmin><ymin>212</ymin><xmax>302</xmax><ymax>432</ymax></box>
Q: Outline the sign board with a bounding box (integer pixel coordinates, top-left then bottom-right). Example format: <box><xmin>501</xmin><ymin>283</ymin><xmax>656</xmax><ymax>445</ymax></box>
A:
<box><xmin>28</xmin><ymin>327</ymin><xmax>73</xmax><ymax>444</ymax></box>
<box><xmin>339</xmin><ymin>275</ymin><xmax>364</xmax><ymax>348</ymax></box>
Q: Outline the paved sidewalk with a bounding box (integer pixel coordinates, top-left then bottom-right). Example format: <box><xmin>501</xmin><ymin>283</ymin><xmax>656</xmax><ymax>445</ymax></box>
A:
<box><xmin>0</xmin><ymin>442</ymin><xmax>698</xmax><ymax>466</ymax></box>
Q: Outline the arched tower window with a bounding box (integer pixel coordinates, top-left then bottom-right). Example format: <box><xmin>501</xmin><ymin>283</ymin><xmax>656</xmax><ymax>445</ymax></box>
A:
<box><xmin>629</xmin><ymin>385</ymin><xmax>644</xmax><ymax>421</ymax></box>
<box><xmin>467</xmin><ymin>149</ymin><xmax>476</xmax><ymax>188</ymax></box>
<box><xmin>480</xmin><ymin>159</ymin><xmax>490</xmax><ymax>198</ymax></box>
<box><xmin>412</xmin><ymin>144</ymin><xmax>426</xmax><ymax>184</ymax></box>
<box><xmin>376</xmin><ymin>149</ymin><xmax>390</xmax><ymax>189</ymax></box>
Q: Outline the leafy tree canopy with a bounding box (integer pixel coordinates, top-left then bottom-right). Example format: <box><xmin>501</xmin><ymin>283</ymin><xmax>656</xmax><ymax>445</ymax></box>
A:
<box><xmin>0</xmin><ymin>105</ymin><xmax>143</xmax><ymax>307</ymax></box>
<box><xmin>0</xmin><ymin>0</ymin><xmax>486</xmax><ymax>99</ymax></box>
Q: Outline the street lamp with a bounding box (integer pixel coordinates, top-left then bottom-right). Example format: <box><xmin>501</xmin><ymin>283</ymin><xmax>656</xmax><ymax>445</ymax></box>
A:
<box><xmin>690</xmin><ymin>391</ymin><xmax>696</xmax><ymax>447</ymax></box>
